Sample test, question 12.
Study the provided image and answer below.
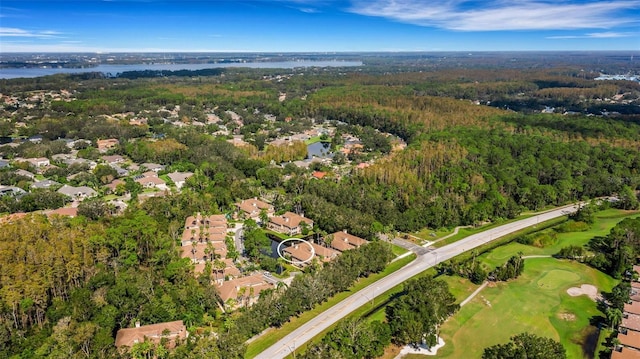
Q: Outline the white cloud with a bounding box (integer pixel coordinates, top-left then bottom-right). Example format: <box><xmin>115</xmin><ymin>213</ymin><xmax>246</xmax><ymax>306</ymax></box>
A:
<box><xmin>349</xmin><ymin>0</ymin><xmax>640</xmax><ymax>31</ymax></box>
<box><xmin>586</xmin><ymin>31</ymin><xmax>634</xmax><ymax>38</ymax></box>
<box><xmin>0</xmin><ymin>27</ymin><xmax>63</xmax><ymax>38</ymax></box>
<box><xmin>547</xmin><ymin>31</ymin><xmax>636</xmax><ymax>39</ymax></box>
<box><xmin>297</xmin><ymin>7</ymin><xmax>319</xmax><ymax>13</ymax></box>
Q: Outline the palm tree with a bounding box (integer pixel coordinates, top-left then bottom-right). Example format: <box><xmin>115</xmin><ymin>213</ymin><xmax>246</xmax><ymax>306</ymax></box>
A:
<box><xmin>275</xmin><ymin>280</ymin><xmax>288</xmax><ymax>293</ymax></box>
<box><xmin>324</xmin><ymin>234</ymin><xmax>334</xmax><ymax>249</ymax></box>
<box><xmin>611</xmin><ymin>337</ymin><xmax>622</xmax><ymax>352</ymax></box>
<box><xmin>277</xmin><ymin>256</ymin><xmax>286</xmax><ymax>275</ymax></box>
<box><xmin>213</xmin><ymin>259</ymin><xmax>225</xmax><ymax>282</ymax></box>
<box><xmin>238</xmin><ymin>287</ymin><xmax>247</xmax><ymax>308</ymax></box>
<box><xmin>259</xmin><ymin>208</ymin><xmax>269</xmax><ymax>227</ymax></box>
<box><xmin>607</xmin><ymin>307</ymin><xmax>623</xmax><ymax>329</ymax></box>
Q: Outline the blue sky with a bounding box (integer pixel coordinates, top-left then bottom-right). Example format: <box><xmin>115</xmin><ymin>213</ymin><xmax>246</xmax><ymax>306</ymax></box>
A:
<box><xmin>1</xmin><ymin>0</ymin><xmax>639</xmax><ymax>52</ymax></box>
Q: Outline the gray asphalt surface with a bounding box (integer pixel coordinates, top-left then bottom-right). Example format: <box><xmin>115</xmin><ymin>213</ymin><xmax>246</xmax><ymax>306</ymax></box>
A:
<box><xmin>253</xmin><ymin>204</ymin><xmax>580</xmax><ymax>359</ymax></box>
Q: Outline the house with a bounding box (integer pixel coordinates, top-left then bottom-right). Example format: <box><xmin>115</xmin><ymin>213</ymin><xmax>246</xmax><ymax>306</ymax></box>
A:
<box><xmin>217</xmin><ymin>274</ymin><xmax>274</xmax><ymax>309</ymax></box>
<box><xmin>612</xmin><ymin>346</ymin><xmax>640</xmax><ymax>359</ymax></box>
<box><xmin>31</xmin><ymin>179</ymin><xmax>61</xmax><ymax>190</ymax></box>
<box><xmin>52</xmin><ymin>153</ymin><xmax>74</xmax><ymax>162</ymax></box>
<box><xmin>48</xmin><ymin>207</ymin><xmax>78</xmax><ymax>218</ymax></box>
<box><xmin>312</xmin><ymin>171</ymin><xmax>327</xmax><ymax>179</ymax></box>
<box><xmin>618</xmin><ymin>329</ymin><xmax>640</xmax><ymax>351</ymax></box>
<box><xmin>140</xmin><ymin>163</ymin><xmax>165</xmax><ymax>173</ymax></box>
<box><xmin>102</xmin><ymin>155</ymin><xmax>125</xmax><ymax>165</ymax></box>
<box><xmin>57</xmin><ymin>185</ymin><xmax>97</xmax><ymax>200</ymax></box>
<box><xmin>105</xmin><ymin>179</ymin><xmax>125</xmax><ymax>193</ymax></box>
<box><xmin>111</xmin><ymin>165</ymin><xmax>129</xmax><ymax>177</ymax></box>
<box><xmin>25</xmin><ymin>157</ymin><xmax>50</xmax><ymax>168</ymax></box>
<box><xmin>181</xmin><ymin>227</ymin><xmax>227</xmax><ymax>246</ymax></box>
<box><xmin>184</xmin><ymin>213</ymin><xmax>227</xmax><ymax>230</ymax></box>
<box><xmin>622</xmin><ymin>313</ymin><xmax>640</xmax><ymax>333</ymax></box>
<box><xmin>283</xmin><ymin>243</ymin><xmax>315</xmax><ymax>264</ymax></box>
<box><xmin>194</xmin><ymin>258</ymin><xmax>242</xmax><ymax>282</ymax></box>
<box><xmin>283</xmin><ymin>242</ymin><xmax>339</xmax><ymax>265</ymax></box>
<box><xmin>236</xmin><ymin>198</ymin><xmax>274</xmax><ymax>221</ymax></box>
<box><xmin>181</xmin><ymin>241</ymin><xmax>228</xmax><ymax>263</ymax></box>
<box><xmin>64</xmin><ymin>158</ymin><xmax>97</xmax><ymax>170</ymax></box>
<box><xmin>14</xmin><ymin>169</ymin><xmax>35</xmax><ymax>180</ymax></box>
<box><xmin>27</xmin><ymin>135</ymin><xmax>43</xmax><ymax>144</ymax></box>
<box><xmin>0</xmin><ymin>185</ymin><xmax>26</xmax><ymax>197</ymax></box>
<box><xmin>268</xmin><ymin>212</ymin><xmax>313</xmax><ymax>236</ymax></box>
<box><xmin>115</xmin><ymin>320</ymin><xmax>188</xmax><ymax>350</ymax></box>
<box><xmin>135</xmin><ymin>176</ymin><xmax>167</xmax><ymax>190</ymax></box>
<box><xmin>97</xmin><ymin>138</ymin><xmax>119</xmax><ymax>153</ymax></box>
<box><xmin>66</xmin><ymin>139</ymin><xmax>91</xmax><ymax>149</ymax></box>
<box><xmin>167</xmin><ymin>171</ymin><xmax>193</xmax><ymax>189</ymax></box>
<box><xmin>626</xmin><ymin>301</ymin><xmax>640</xmax><ymax>316</ymax></box>
<box><xmin>326</xmin><ymin>230</ymin><xmax>369</xmax><ymax>252</ymax></box>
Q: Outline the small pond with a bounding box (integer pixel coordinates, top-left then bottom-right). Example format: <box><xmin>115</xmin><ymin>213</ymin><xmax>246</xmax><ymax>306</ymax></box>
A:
<box><xmin>307</xmin><ymin>141</ymin><xmax>332</xmax><ymax>159</ymax></box>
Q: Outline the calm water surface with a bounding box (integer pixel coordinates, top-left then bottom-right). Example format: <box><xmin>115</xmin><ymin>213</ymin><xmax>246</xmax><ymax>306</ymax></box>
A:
<box><xmin>0</xmin><ymin>61</ymin><xmax>362</xmax><ymax>79</ymax></box>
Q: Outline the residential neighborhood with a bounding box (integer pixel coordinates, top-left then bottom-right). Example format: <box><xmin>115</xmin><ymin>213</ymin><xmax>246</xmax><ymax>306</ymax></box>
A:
<box><xmin>613</xmin><ymin>266</ymin><xmax>640</xmax><ymax>359</ymax></box>
<box><xmin>2</xmin><ymin>49</ymin><xmax>638</xmax><ymax>359</ymax></box>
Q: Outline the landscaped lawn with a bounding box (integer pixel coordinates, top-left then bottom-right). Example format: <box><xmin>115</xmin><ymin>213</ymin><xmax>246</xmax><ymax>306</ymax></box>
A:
<box><xmin>481</xmin><ymin>209</ymin><xmax>640</xmax><ymax>268</ymax></box>
<box><xmin>436</xmin><ymin>258</ymin><xmax>616</xmax><ymax>359</ymax></box>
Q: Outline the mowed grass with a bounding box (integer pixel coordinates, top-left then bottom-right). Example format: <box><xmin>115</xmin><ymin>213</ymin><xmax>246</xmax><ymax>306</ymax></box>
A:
<box><xmin>429</xmin><ymin>209</ymin><xmax>637</xmax><ymax>358</ymax></box>
<box><xmin>481</xmin><ymin>209</ymin><xmax>640</xmax><ymax>268</ymax></box>
<box><xmin>436</xmin><ymin>258</ymin><xmax>616</xmax><ymax>359</ymax></box>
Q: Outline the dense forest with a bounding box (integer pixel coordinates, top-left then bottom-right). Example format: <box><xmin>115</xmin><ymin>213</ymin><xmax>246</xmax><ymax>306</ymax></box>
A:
<box><xmin>0</xmin><ymin>61</ymin><xmax>639</xmax><ymax>358</ymax></box>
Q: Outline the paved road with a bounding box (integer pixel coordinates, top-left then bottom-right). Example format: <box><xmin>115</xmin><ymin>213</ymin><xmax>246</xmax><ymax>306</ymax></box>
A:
<box><xmin>253</xmin><ymin>204</ymin><xmax>580</xmax><ymax>359</ymax></box>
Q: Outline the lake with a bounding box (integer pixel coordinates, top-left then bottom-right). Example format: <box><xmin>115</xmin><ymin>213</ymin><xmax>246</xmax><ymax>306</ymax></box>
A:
<box><xmin>0</xmin><ymin>60</ymin><xmax>362</xmax><ymax>79</ymax></box>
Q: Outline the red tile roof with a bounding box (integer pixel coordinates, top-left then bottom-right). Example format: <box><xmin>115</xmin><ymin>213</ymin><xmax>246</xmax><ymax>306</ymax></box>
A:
<box><xmin>184</xmin><ymin>213</ymin><xmax>227</xmax><ymax>229</ymax></box>
<box><xmin>48</xmin><ymin>207</ymin><xmax>78</xmax><ymax>217</ymax></box>
<box><xmin>627</xmin><ymin>301</ymin><xmax>640</xmax><ymax>316</ymax></box>
<box><xmin>115</xmin><ymin>320</ymin><xmax>187</xmax><ymax>348</ymax></box>
<box><xmin>180</xmin><ymin>242</ymin><xmax>228</xmax><ymax>262</ymax></box>
<box><xmin>612</xmin><ymin>347</ymin><xmax>640</xmax><ymax>359</ymax></box>
<box><xmin>312</xmin><ymin>171</ymin><xmax>327</xmax><ymax>179</ymax></box>
<box><xmin>269</xmin><ymin>212</ymin><xmax>313</xmax><ymax>231</ymax></box>
<box><xmin>283</xmin><ymin>243</ymin><xmax>315</xmax><ymax>264</ymax></box>
<box><xmin>619</xmin><ymin>330</ymin><xmax>640</xmax><ymax>350</ymax></box>
<box><xmin>217</xmin><ymin>274</ymin><xmax>273</xmax><ymax>302</ymax></box>
<box><xmin>237</xmin><ymin>198</ymin><xmax>274</xmax><ymax>218</ymax></box>
<box><xmin>623</xmin><ymin>313</ymin><xmax>640</xmax><ymax>332</ymax></box>
<box><xmin>327</xmin><ymin>231</ymin><xmax>368</xmax><ymax>252</ymax></box>
<box><xmin>194</xmin><ymin>258</ymin><xmax>241</xmax><ymax>277</ymax></box>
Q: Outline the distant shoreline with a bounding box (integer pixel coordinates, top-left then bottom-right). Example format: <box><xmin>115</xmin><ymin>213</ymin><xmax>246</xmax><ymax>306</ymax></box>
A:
<box><xmin>0</xmin><ymin>60</ymin><xmax>363</xmax><ymax>79</ymax></box>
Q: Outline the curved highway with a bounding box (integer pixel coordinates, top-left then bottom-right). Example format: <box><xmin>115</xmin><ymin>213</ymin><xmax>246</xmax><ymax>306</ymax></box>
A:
<box><xmin>254</xmin><ymin>204</ymin><xmax>580</xmax><ymax>359</ymax></box>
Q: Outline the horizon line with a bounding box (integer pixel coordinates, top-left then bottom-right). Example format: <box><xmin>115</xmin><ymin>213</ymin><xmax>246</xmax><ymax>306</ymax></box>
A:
<box><xmin>1</xmin><ymin>50</ymin><xmax>639</xmax><ymax>54</ymax></box>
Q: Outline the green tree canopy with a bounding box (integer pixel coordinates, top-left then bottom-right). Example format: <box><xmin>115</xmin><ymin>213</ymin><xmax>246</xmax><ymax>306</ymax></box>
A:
<box><xmin>482</xmin><ymin>333</ymin><xmax>566</xmax><ymax>359</ymax></box>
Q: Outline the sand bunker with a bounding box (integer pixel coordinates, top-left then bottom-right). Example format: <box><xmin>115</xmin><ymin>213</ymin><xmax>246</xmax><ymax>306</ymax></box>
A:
<box><xmin>566</xmin><ymin>284</ymin><xmax>598</xmax><ymax>301</ymax></box>
<box><xmin>558</xmin><ymin>312</ymin><xmax>576</xmax><ymax>321</ymax></box>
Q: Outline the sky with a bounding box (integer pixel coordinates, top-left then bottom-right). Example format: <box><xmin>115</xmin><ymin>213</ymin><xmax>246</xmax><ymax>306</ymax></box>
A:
<box><xmin>1</xmin><ymin>0</ymin><xmax>639</xmax><ymax>52</ymax></box>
